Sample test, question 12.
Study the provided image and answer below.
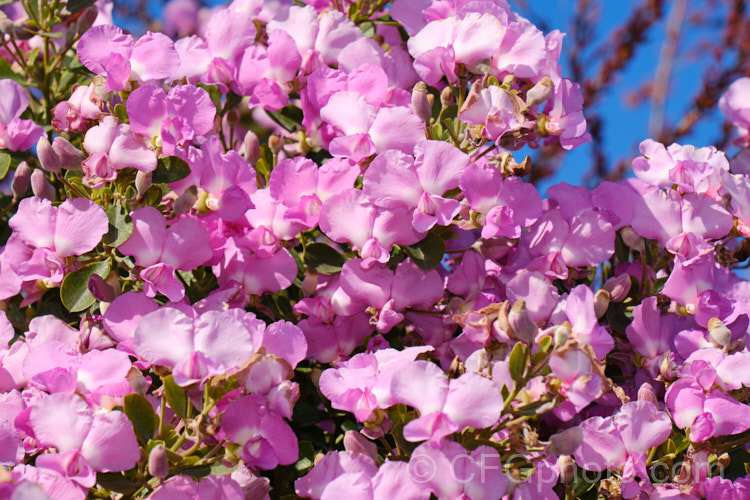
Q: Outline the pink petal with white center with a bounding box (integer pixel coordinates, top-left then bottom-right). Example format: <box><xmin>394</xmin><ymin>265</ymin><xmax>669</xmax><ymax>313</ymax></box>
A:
<box><xmin>415</xmin><ymin>140</ymin><xmax>470</xmax><ymax>195</ymax></box>
<box><xmin>454</xmin><ymin>13</ymin><xmax>504</xmax><ymax>66</ymax></box>
<box><xmin>407</xmin><ymin>18</ymin><xmax>456</xmax><ymax>60</ymax></box>
<box><xmin>339</xmin><ymin>259</ymin><xmax>393</xmax><ymax>309</ymax></box>
<box><xmin>680</xmin><ymin>193</ymin><xmax>733</xmax><ymax>240</ymax></box>
<box><xmin>267</xmin><ymin>4</ymin><xmax>317</xmax><ymax>56</ymax></box>
<box><xmin>269</xmin><ymin>157</ymin><xmax>319</xmax><ymax>206</ymax></box>
<box><xmin>76</xmin><ymin>25</ymin><xmax>133</xmax><ymax>75</ymax></box>
<box><xmin>102</xmin><ymin>292</ymin><xmax>159</xmax><ymax>346</ymax></box>
<box><xmin>107</xmin><ymin>125</ymin><xmax>156</xmax><ymax>172</ymax></box>
<box><xmin>459</xmin><ymin>161</ymin><xmax>503</xmax><ymax>214</ymax></box>
<box><xmin>172</xmin><ymin>35</ymin><xmax>211</xmax><ymax>82</ymax></box>
<box><xmin>161</xmin><ymin>216</ymin><xmax>212</xmax><ymax>270</ymax></box>
<box><xmin>631</xmin><ymin>187</ymin><xmax>683</xmax><ymax>245</ymax></box>
<box><xmin>317</xmin><ymin>158</ymin><xmax>360</xmax><ymax>203</ymax></box>
<box><xmin>444</xmin><ymin>372</ymin><xmax>502</xmax><ymax>430</ymax></box>
<box><xmin>363</xmin><ymin>150</ymin><xmax>422</xmax><ymax>209</ymax></box>
<box><xmin>574</xmin><ymin>416</ymin><xmax>627</xmax><ymax>471</ymax></box>
<box><xmin>347</xmin><ymin>63</ymin><xmax>389</xmax><ymax>107</ymax></box>
<box><xmin>492</xmin><ymin>19</ymin><xmax>546</xmax><ymax>78</ymax></box>
<box><xmin>319</xmin><ymin>189</ymin><xmax>375</xmax><ymax>248</ymax></box>
<box><xmin>166</xmin><ymin>84</ymin><xmax>215</xmax><ymax>138</ymax></box>
<box><xmin>80</xmin><ymin>411</ymin><xmax>140</xmax><ymax>472</ymax></box>
<box><xmin>371</xmin><ymin>205</ymin><xmax>424</xmax><ymax>249</ymax></box>
<box><xmin>391</xmin><ymin>259</ymin><xmax>443</xmax><ymax>311</ymax></box>
<box><xmin>81</xmin><ymin>115</ymin><xmax>118</xmax><ymax>156</ymax></box>
<box><xmin>133</xmin><ymin>307</ymin><xmax>195</xmax><ymax>367</ymax></box>
<box><xmin>29</xmin><ymin>393</ymin><xmax>92</xmax><ymax>453</ymax></box>
<box><xmin>561</xmin><ymin>210</ymin><xmax>615</xmax><ymax>267</ymax></box>
<box><xmin>390</xmin><ymin>360</ymin><xmax>449</xmax><ymax>415</ymax></box>
<box><xmin>368</xmin><ymin>106</ymin><xmax>424</xmax><ymax>155</ymax></box>
<box><xmin>119</xmin><ymin>207</ymin><xmax>167</xmax><ymax>267</ymax></box>
<box><xmin>8</xmin><ymin>197</ymin><xmax>55</xmax><ymax>249</ymax></box>
<box><xmin>76</xmin><ymin>349</ymin><xmax>131</xmax><ymax>395</ymax></box>
<box><xmin>52</xmin><ymin>198</ymin><xmax>108</xmax><ymax>257</ymax></box>
<box><xmin>316</xmin><ymin>10</ymin><xmax>364</xmax><ymax>66</ymax></box>
<box><xmin>704</xmin><ymin>392</ymin><xmax>750</xmax><ymax>438</ymax></box>
<box><xmin>261</xmin><ymin>321</ymin><xmax>307</xmax><ymax>369</ymax></box>
<box><xmin>321</xmin><ymin>91</ymin><xmax>376</xmax><ymax>137</ymax></box>
<box><xmin>192</xmin><ymin>310</ymin><xmax>254</xmax><ymax>371</ymax></box>
<box><xmin>129</xmin><ymin>32</ymin><xmax>180</xmax><ymax>82</ymax></box>
<box><xmin>126</xmin><ymin>84</ymin><xmax>167</xmax><ymax>139</ymax></box>
<box><xmin>204</xmin><ymin>8</ymin><xmax>257</xmax><ymax>61</ymax></box>
<box><xmin>614</xmin><ymin>401</ymin><xmax>672</xmax><ymax>454</ymax></box>
<box><xmin>22</xmin><ymin>341</ymin><xmax>79</xmax><ymax>392</ymax></box>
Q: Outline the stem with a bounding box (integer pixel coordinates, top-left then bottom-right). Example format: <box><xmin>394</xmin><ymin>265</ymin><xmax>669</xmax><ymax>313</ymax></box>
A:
<box><xmin>472</xmin><ymin>141</ymin><xmax>497</xmax><ymax>162</ymax></box>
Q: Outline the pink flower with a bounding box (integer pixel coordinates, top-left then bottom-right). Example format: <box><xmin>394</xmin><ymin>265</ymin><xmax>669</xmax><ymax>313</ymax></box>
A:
<box><xmin>718</xmin><ymin>77</ymin><xmax>750</xmax><ymax>147</ymax></box>
<box><xmin>126</xmin><ymin>83</ymin><xmax>215</xmax><ymax>155</ymax></box>
<box><xmin>77</xmin><ymin>25</ymin><xmax>180</xmax><ymax>91</ymax></box>
<box><xmin>221</xmin><ymin>394</ymin><xmax>298</xmax><ymax>470</ymax></box>
<box><xmin>390</xmin><ymin>360</ymin><xmax>502</xmax><ymax>443</ymax></box>
<box><xmin>29</xmin><ymin>393</ymin><xmax>140</xmax><ymax>487</ymax></box>
<box><xmin>150</xmin><ymin>475</ymin><xmax>245</xmax><ymax>500</ymax></box>
<box><xmin>133</xmin><ymin>306</ymin><xmax>255</xmax><ymax>387</ymax></box>
<box><xmin>0</xmin><ymin>80</ymin><xmax>44</xmax><ymax>151</ymax></box>
<box><xmin>118</xmin><ymin>207</ymin><xmax>213</xmax><ymax>301</ymax></box>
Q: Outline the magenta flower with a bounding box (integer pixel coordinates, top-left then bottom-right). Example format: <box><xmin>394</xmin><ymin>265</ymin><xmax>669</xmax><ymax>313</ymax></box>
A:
<box><xmin>221</xmin><ymin>394</ymin><xmax>298</xmax><ymax>470</ymax></box>
<box><xmin>364</xmin><ymin>141</ymin><xmax>470</xmax><ymax>232</ymax></box>
<box><xmin>390</xmin><ymin>360</ymin><xmax>502</xmax><ymax>443</ymax></box>
<box><xmin>133</xmin><ymin>306</ymin><xmax>255</xmax><ymax>387</ymax></box>
<box><xmin>82</xmin><ymin>116</ymin><xmax>157</xmax><ymax>188</ymax></box>
<box><xmin>77</xmin><ymin>25</ymin><xmax>180</xmax><ymax>91</ymax></box>
<box><xmin>118</xmin><ymin>207</ymin><xmax>213</xmax><ymax>301</ymax></box>
<box><xmin>6</xmin><ymin>197</ymin><xmax>108</xmax><ymax>290</ymax></box>
<box><xmin>151</xmin><ymin>475</ymin><xmax>245</xmax><ymax>500</ymax></box>
<box><xmin>126</xmin><ymin>83</ymin><xmax>215</xmax><ymax>155</ymax></box>
<box><xmin>574</xmin><ymin>401</ymin><xmax>672</xmax><ymax>498</ymax></box>
<box><xmin>0</xmin><ymin>80</ymin><xmax>43</xmax><ymax>151</ymax></box>
<box><xmin>29</xmin><ymin>393</ymin><xmax>140</xmax><ymax>487</ymax></box>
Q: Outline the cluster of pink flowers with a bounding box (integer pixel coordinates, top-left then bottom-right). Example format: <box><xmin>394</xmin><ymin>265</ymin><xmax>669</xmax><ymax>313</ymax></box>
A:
<box><xmin>1</xmin><ymin>0</ymin><xmax>750</xmax><ymax>498</ymax></box>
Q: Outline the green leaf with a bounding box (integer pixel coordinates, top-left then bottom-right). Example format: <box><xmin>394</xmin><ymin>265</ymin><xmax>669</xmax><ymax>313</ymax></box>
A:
<box><xmin>0</xmin><ymin>153</ymin><xmax>10</xmax><ymax>180</ymax></box>
<box><xmin>404</xmin><ymin>232</ymin><xmax>445</xmax><ymax>270</ymax></box>
<box><xmin>67</xmin><ymin>0</ymin><xmax>97</xmax><ymax>14</ymax></box>
<box><xmin>268</xmin><ymin>106</ymin><xmax>302</xmax><ymax>132</ymax></box>
<box><xmin>60</xmin><ymin>259</ymin><xmax>111</xmax><ymax>312</ymax></box>
<box><xmin>303</xmin><ymin>243</ymin><xmax>346</xmax><ymax>274</ymax></box>
<box><xmin>151</xmin><ymin>156</ymin><xmax>191</xmax><ymax>184</ymax></box>
<box><xmin>508</xmin><ymin>342</ymin><xmax>527</xmax><ymax>381</ymax></box>
<box><xmin>95</xmin><ymin>472</ymin><xmax>139</xmax><ymax>495</ymax></box>
<box><xmin>295</xmin><ymin>441</ymin><xmax>316</xmax><ymax>472</ymax></box>
<box><xmin>0</xmin><ymin>59</ymin><xmax>25</xmax><ymax>85</ymax></box>
<box><xmin>123</xmin><ymin>394</ymin><xmax>158</xmax><ymax>446</ymax></box>
<box><xmin>163</xmin><ymin>375</ymin><xmax>189</xmax><ymax>420</ymax></box>
<box><xmin>113</xmin><ymin>103</ymin><xmax>128</xmax><ymax>123</ymax></box>
<box><xmin>103</xmin><ymin>203</ymin><xmax>133</xmax><ymax>247</ymax></box>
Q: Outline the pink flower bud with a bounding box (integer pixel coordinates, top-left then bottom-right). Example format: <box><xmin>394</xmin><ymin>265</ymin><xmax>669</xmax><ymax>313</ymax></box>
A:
<box><xmin>602</xmin><ymin>274</ymin><xmax>632</xmax><ymax>302</ymax></box>
<box><xmin>343</xmin><ymin>431</ymin><xmax>378</xmax><ymax>463</ymax></box>
<box><xmin>52</xmin><ymin>137</ymin><xmax>85</xmax><ymax>170</ymax></box>
<box><xmin>88</xmin><ymin>273</ymin><xmax>115</xmax><ymax>302</ymax></box>
<box><xmin>11</xmin><ymin>161</ymin><xmax>30</xmax><ymax>199</ymax></box>
<box><xmin>37</xmin><ymin>136</ymin><xmax>62</xmax><ymax>174</ymax></box>
<box><xmin>30</xmin><ymin>169</ymin><xmax>55</xmax><ymax>201</ymax></box>
<box><xmin>637</xmin><ymin>382</ymin><xmax>659</xmax><ymax>407</ymax></box>
<box><xmin>412</xmin><ymin>81</ymin><xmax>432</xmax><ymax>124</ymax></box>
<box><xmin>620</xmin><ymin>226</ymin><xmax>645</xmax><ymax>253</ymax></box>
<box><xmin>148</xmin><ymin>444</ymin><xmax>168</xmax><ymax>479</ymax></box>
<box><xmin>135</xmin><ymin>170</ymin><xmax>152</xmax><ymax>198</ymax></box>
<box><xmin>174</xmin><ymin>185</ymin><xmax>198</xmax><ymax>217</ymax></box>
<box><xmin>241</xmin><ymin>131</ymin><xmax>260</xmax><ymax>164</ymax></box>
<box><xmin>525</xmin><ymin>76</ymin><xmax>554</xmax><ymax>108</ymax></box>
<box><xmin>559</xmin><ymin>455</ymin><xmax>576</xmax><ymax>484</ymax></box>
<box><xmin>76</xmin><ymin>5</ymin><xmax>99</xmax><ymax>34</ymax></box>
<box><xmin>508</xmin><ymin>300</ymin><xmax>536</xmax><ymax>344</ymax></box>
<box><xmin>548</xmin><ymin>427</ymin><xmax>583</xmax><ymax>455</ymax></box>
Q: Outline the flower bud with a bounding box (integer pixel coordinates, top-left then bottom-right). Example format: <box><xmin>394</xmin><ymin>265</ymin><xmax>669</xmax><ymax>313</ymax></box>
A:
<box><xmin>708</xmin><ymin>317</ymin><xmax>732</xmax><ymax>349</ymax></box>
<box><xmin>343</xmin><ymin>431</ymin><xmax>378</xmax><ymax>463</ymax></box>
<box><xmin>0</xmin><ymin>12</ymin><xmax>12</xmax><ymax>35</ymax></box>
<box><xmin>135</xmin><ymin>170</ymin><xmax>152</xmax><ymax>198</ymax></box>
<box><xmin>76</xmin><ymin>5</ymin><xmax>99</xmax><ymax>34</ymax></box>
<box><xmin>508</xmin><ymin>300</ymin><xmax>536</xmax><ymax>344</ymax></box>
<box><xmin>718</xmin><ymin>452</ymin><xmax>731</xmax><ymax>471</ymax></box>
<box><xmin>148</xmin><ymin>444</ymin><xmax>168</xmax><ymax>480</ymax></box>
<box><xmin>268</xmin><ymin>134</ymin><xmax>283</xmax><ymax>151</ymax></box>
<box><xmin>440</xmin><ymin>86</ymin><xmax>454</xmax><ymax>106</ymax></box>
<box><xmin>36</xmin><ymin>136</ymin><xmax>62</xmax><ymax>174</ymax></box>
<box><xmin>174</xmin><ymin>185</ymin><xmax>198</xmax><ymax>217</ymax></box>
<box><xmin>525</xmin><ymin>76</ymin><xmax>554</xmax><ymax>108</ymax></box>
<box><xmin>602</xmin><ymin>274</ymin><xmax>632</xmax><ymax>302</ymax></box>
<box><xmin>88</xmin><ymin>274</ymin><xmax>115</xmax><ymax>303</ymax></box>
<box><xmin>412</xmin><ymin>81</ymin><xmax>432</xmax><ymax>124</ymax></box>
<box><xmin>637</xmin><ymin>382</ymin><xmax>659</xmax><ymax>407</ymax></box>
<box><xmin>620</xmin><ymin>226</ymin><xmax>645</xmax><ymax>253</ymax></box>
<box><xmin>548</xmin><ymin>427</ymin><xmax>583</xmax><ymax>455</ymax></box>
<box><xmin>52</xmin><ymin>137</ymin><xmax>85</xmax><ymax>170</ymax></box>
<box><xmin>559</xmin><ymin>455</ymin><xmax>576</xmax><ymax>484</ymax></box>
<box><xmin>240</xmin><ymin>131</ymin><xmax>260</xmax><ymax>164</ymax></box>
<box><xmin>11</xmin><ymin>161</ymin><xmax>30</xmax><ymax>199</ymax></box>
<box><xmin>30</xmin><ymin>169</ymin><xmax>55</xmax><ymax>201</ymax></box>
<box><xmin>594</xmin><ymin>289</ymin><xmax>610</xmax><ymax>319</ymax></box>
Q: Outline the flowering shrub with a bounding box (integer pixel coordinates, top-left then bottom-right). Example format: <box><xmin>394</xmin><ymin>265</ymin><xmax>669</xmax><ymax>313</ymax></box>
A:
<box><xmin>1</xmin><ymin>0</ymin><xmax>750</xmax><ymax>499</ymax></box>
